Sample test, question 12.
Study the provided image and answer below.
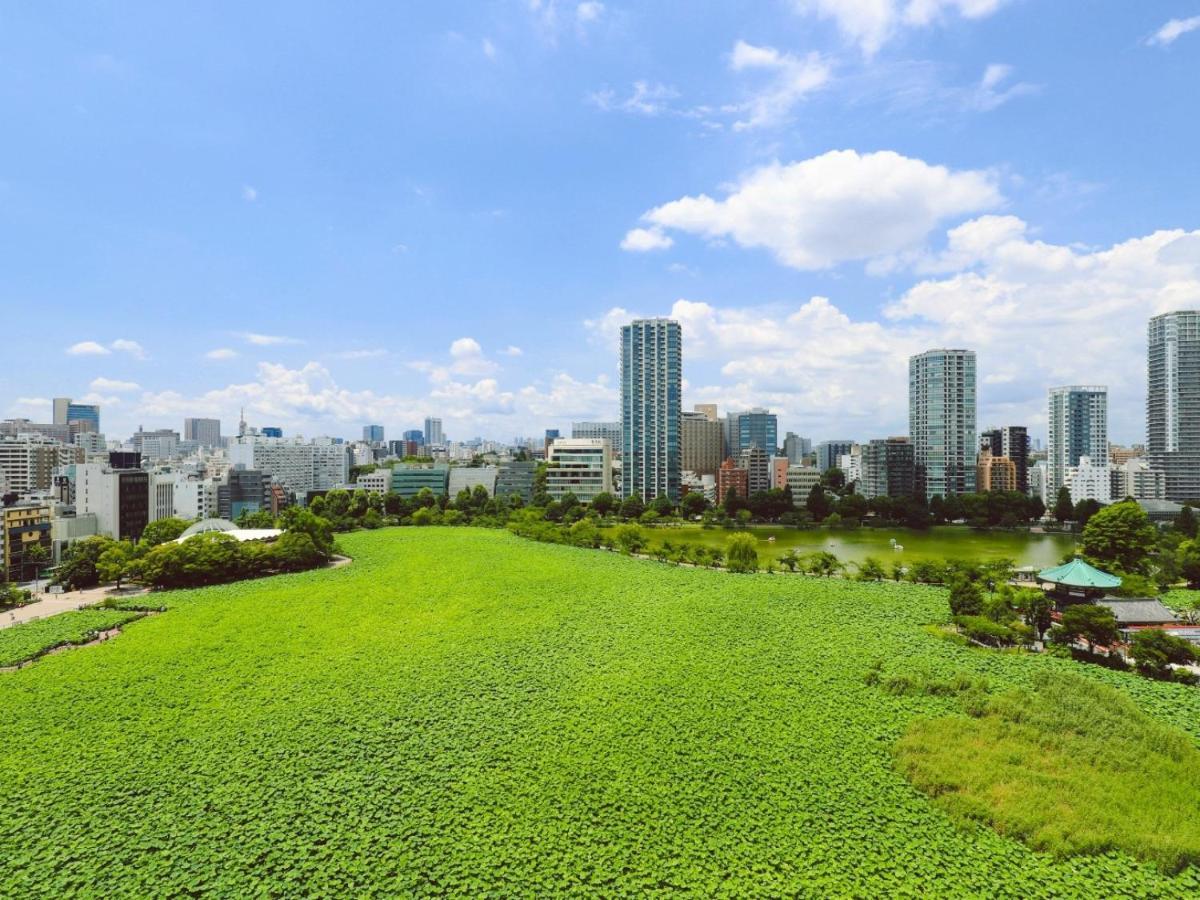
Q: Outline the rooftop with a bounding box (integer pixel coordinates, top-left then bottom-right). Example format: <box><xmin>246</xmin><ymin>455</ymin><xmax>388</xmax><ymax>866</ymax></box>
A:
<box><xmin>1038</xmin><ymin>557</ymin><xmax>1122</xmax><ymax>589</ymax></box>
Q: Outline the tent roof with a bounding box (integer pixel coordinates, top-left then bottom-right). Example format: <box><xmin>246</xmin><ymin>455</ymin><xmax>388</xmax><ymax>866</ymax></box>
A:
<box><xmin>1037</xmin><ymin>557</ymin><xmax>1122</xmax><ymax>589</ymax></box>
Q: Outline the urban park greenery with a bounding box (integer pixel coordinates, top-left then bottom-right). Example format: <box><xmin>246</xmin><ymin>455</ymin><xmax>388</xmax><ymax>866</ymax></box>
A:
<box><xmin>0</xmin><ymin>608</ymin><xmax>143</xmax><ymax>667</ymax></box>
<box><xmin>2</xmin><ymin>528</ymin><xmax>1199</xmax><ymax>896</ymax></box>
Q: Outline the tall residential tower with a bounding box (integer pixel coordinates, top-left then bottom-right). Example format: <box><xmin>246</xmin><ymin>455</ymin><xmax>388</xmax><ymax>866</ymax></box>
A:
<box><xmin>1047</xmin><ymin>386</ymin><xmax>1107</xmax><ymax>499</ymax></box>
<box><xmin>909</xmin><ymin>349</ymin><xmax>976</xmax><ymax>500</ymax></box>
<box><xmin>620</xmin><ymin>318</ymin><xmax>681</xmax><ymax>501</ymax></box>
<box><xmin>1148</xmin><ymin>311</ymin><xmax>1200</xmax><ymax>502</ymax></box>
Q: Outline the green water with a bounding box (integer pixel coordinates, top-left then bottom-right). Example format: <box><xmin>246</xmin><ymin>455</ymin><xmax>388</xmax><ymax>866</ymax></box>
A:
<box><xmin>611</xmin><ymin>525</ymin><xmax>1077</xmax><ymax>568</ymax></box>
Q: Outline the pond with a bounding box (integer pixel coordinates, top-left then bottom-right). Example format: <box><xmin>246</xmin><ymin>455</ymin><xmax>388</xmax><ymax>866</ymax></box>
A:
<box><xmin>607</xmin><ymin>524</ymin><xmax>1077</xmax><ymax>568</ymax></box>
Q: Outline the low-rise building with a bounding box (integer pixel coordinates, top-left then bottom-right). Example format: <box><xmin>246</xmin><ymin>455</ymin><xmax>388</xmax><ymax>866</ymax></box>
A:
<box><xmin>546</xmin><ymin>440</ymin><xmax>610</xmax><ymax>503</ymax></box>
<box><xmin>449</xmin><ymin>466</ymin><xmax>499</xmax><ymax>499</ymax></box>
<box><xmin>2</xmin><ymin>503</ymin><xmax>52</xmax><ymax>581</ymax></box>
<box><xmin>391</xmin><ymin>464</ymin><xmax>449</xmax><ymax>498</ymax></box>
<box><xmin>495</xmin><ymin>461</ymin><xmax>537</xmax><ymax>503</ymax></box>
<box><xmin>786</xmin><ymin>466</ymin><xmax>822</xmax><ymax>506</ymax></box>
<box><xmin>75</xmin><ymin>464</ymin><xmax>150</xmax><ymax>541</ymax></box>
<box><xmin>1111</xmin><ymin>458</ymin><xmax>1166</xmax><ymax>501</ymax></box>
<box><xmin>1064</xmin><ymin>455</ymin><xmax>1111</xmax><ymax>505</ymax></box>
<box><xmin>355</xmin><ymin>469</ymin><xmax>393</xmax><ymax>495</ymax></box>
<box><xmin>716</xmin><ymin>458</ymin><xmax>748</xmax><ymax>503</ymax></box>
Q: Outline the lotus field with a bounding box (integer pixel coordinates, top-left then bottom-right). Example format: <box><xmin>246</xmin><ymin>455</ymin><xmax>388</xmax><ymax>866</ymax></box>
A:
<box><xmin>2</xmin><ymin>528</ymin><xmax>1199</xmax><ymax>896</ymax></box>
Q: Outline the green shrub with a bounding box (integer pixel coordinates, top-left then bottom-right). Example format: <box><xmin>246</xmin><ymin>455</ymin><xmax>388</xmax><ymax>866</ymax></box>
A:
<box><xmin>725</xmin><ymin>533</ymin><xmax>758</xmax><ymax>573</ymax></box>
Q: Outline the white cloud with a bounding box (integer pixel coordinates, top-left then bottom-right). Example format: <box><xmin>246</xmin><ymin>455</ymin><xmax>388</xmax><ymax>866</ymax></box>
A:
<box><xmin>110</xmin><ymin>338</ymin><xmax>146</xmax><ymax>359</ymax></box>
<box><xmin>502</xmin><ymin>345</ymin><xmax>524</xmax><ymax>356</ymax></box>
<box><xmin>89</xmin><ymin>377</ymin><xmax>139</xmax><ymax>393</ymax></box>
<box><xmin>238</xmin><ymin>332</ymin><xmax>303</xmax><ymax>346</ymax></box>
<box><xmin>728</xmin><ymin>40</ymin><xmax>832</xmax><ymax>130</ymax></box>
<box><xmin>589</xmin><ymin>81</ymin><xmax>680</xmax><ymax>116</ymax></box>
<box><xmin>576</xmin><ymin>2</ymin><xmax>604</xmax><ymax>24</ymax></box>
<box><xmin>969</xmin><ymin>63</ymin><xmax>1038</xmax><ymax>111</ymax></box>
<box><xmin>205</xmin><ymin>348</ymin><xmax>238</xmax><ymax>360</ymax></box>
<box><xmin>586</xmin><ymin>220</ymin><xmax>1200</xmax><ymax>440</ymax></box>
<box><xmin>9</xmin><ymin>397</ymin><xmax>51</xmax><ymax>418</ymax></box>
<box><xmin>620</xmin><ymin>227</ymin><xmax>675</xmax><ymax>252</ymax></box>
<box><xmin>633</xmin><ymin>149</ymin><xmax>1001</xmax><ymax>270</ymax></box>
<box><xmin>1146</xmin><ymin>15</ymin><xmax>1200</xmax><ymax>46</ymax></box>
<box><xmin>794</xmin><ymin>0</ymin><xmax>1011</xmax><ymax>56</ymax></box>
<box><xmin>66</xmin><ymin>341</ymin><xmax>110</xmax><ymax>356</ymax></box>
<box><xmin>242</xmin><ymin>185</ymin><xmax>258</xmax><ymax>202</ymax></box>
<box><xmin>482</xmin><ymin>37</ymin><xmax>497</xmax><ymax>60</ymax></box>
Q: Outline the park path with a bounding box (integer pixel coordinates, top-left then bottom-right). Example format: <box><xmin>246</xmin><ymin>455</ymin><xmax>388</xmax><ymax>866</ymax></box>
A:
<box><xmin>1</xmin><ymin>585</ymin><xmax>149</xmax><ymax>631</ymax></box>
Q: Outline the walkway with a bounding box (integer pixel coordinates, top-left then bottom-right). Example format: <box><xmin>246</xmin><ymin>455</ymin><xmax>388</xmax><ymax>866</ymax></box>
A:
<box><xmin>1</xmin><ymin>585</ymin><xmax>149</xmax><ymax>631</ymax></box>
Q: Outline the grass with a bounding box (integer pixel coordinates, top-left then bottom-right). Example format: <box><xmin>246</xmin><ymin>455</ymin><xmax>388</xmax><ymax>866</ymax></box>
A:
<box><xmin>894</xmin><ymin>671</ymin><xmax>1200</xmax><ymax>873</ymax></box>
<box><xmin>0</xmin><ymin>608</ymin><xmax>144</xmax><ymax>667</ymax></box>
<box><xmin>0</xmin><ymin>527</ymin><xmax>1198</xmax><ymax>897</ymax></box>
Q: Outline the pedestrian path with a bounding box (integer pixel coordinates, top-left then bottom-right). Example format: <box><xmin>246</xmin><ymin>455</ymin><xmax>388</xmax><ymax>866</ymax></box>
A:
<box><xmin>2</xmin><ymin>586</ymin><xmax>148</xmax><ymax>631</ymax></box>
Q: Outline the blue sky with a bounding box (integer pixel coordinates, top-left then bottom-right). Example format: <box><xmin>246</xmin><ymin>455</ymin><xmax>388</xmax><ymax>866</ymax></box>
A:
<box><xmin>3</xmin><ymin>1</ymin><xmax>1199</xmax><ymax>444</ymax></box>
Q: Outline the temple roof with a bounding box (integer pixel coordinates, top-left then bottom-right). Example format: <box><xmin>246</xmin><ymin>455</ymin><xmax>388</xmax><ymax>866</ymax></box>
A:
<box><xmin>1037</xmin><ymin>557</ymin><xmax>1122</xmax><ymax>589</ymax></box>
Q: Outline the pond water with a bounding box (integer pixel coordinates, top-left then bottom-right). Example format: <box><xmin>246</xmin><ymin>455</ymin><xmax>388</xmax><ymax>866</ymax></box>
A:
<box><xmin>611</xmin><ymin>525</ymin><xmax>1077</xmax><ymax>568</ymax></box>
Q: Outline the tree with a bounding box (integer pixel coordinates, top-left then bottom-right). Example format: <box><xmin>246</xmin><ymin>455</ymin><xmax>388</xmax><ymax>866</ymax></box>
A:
<box><xmin>726</xmin><ymin>533</ymin><xmax>759</xmax><ymax>573</ymax></box>
<box><xmin>1008</xmin><ymin>586</ymin><xmax>1053</xmax><ymax>642</ymax></box>
<box><xmin>1056</xmin><ymin>604</ymin><xmax>1120</xmax><ymax>655</ymax></box>
<box><xmin>614</xmin><ymin>524</ymin><xmax>646</xmax><ymax>554</ymax></box>
<box><xmin>806</xmin><ymin>484</ymin><xmax>832</xmax><ymax>521</ymax></box>
<box><xmin>947</xmin><ymin>575</ymin><xmax>984</xmax><ymax>617</ymax></box>
<box><xmin>590</xmin><ymin>492</ymin><xmax>616</xmax><ymax>516</ymax></box>
<box><xmin>237</xmin><ymin>508</ymin><xmax>276</xmax><ymax>529</ymax></box>
<box><xmin>821</xmin><ymin>467</ymin><xmax>846</xmax><ymax>492</ymax></box>
<box><xmin>1129</xmin><ymin>629</ymin><xmax>1197</xmax><ymax>680</ymax></box>
<box><xmin>1073</xmin><ymin>498</ymin><xmax>1103</xmax><ymax>527</ymax></box>
<box><xmin>680</xmin><ymin>492</ymin><xmax>708</xmax><ymax>517</ymax></box>
<box><xmin>651</xmin><ymin>494</ymin><xmax>676</xmax><ymax>517</ymax></box>
<box><xmin>1081</xmin><ymin>500</ymin><xmax>1157</xmax><ymax>575</ymax></box>
<box><xmin>619</xmin><ymin>494</ymin><xmax>645</xmax><ymax>520</ymax></box>
<box><xmin>97</xmin><ymin>540</ymin><xmax>137</xmax><ymax>589</ymax></box>
<box><xmin>23</xmin><ymin>543</ymin><xmax>50</xmax><ymax>592</ymax></box>
<box><xmin>51</xmin><ymin>536</ymin><xmax>116</xmax><ymax>590</ymax></box>
<box><xmin>271</xmin><ymin>531</ymin><xmax>325</xmax><ymax>572</ymax></box>
<box><xmin>779</xmin><ymin>548</ymin><xmax>803</xmax><ymax>573</ymax></box>
<box><xmin>856</xmin><ymin>557</ymin><xmax>886</xmax><ymax>582</ymax></box>
<box><xmin>803</xmin><ymin>551</ymin><xmax>842</xmax><ymax>577</ymax></box>
<box><xmin>1177</xmin><ymin>540</ymin><xmax>1200</xmax><ymax>588</ymax></box>
<box><xmin>1053</xmin><ymin>486</ymin><xmax>1074</xmax><ymax>523</ymax></box>
<box><xmin>568</xmin><ymin>518</ymin><xmax>601</xmax><ymax>548</ymax></box>
<box><xmin>1176</xmin><ymin>505</ymin><xmax>1198</xmax><ymax>538</ymax></box>
<box><xmin>139</xmin><ymin>517</ymin><xmax>190</xmax><ymax>549</ymax></box>
<box><xmin>277</xmin><ymin>507</ymin><xmax>335</xmax><ymax>559</ymax></box>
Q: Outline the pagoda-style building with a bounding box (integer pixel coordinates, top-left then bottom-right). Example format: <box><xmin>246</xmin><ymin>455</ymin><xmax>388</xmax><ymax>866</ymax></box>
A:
<box><xmin>1037</xmin><ymin>557</ymin><xmax>1122</xmax><ymax>603</ymax></box>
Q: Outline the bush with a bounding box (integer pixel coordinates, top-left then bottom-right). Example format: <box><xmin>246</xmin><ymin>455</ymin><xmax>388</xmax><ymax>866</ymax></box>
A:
<box><xmin>1129</xmin><ymin>629</ymin><xmax>1198</xmax><ymax>680</ymax></box>
<box><xmin>947</xmin><ymin>576</ymin><xmax>983</xmax><ymax>617</ymax></box>
<box><xmin>614</xmin><ymin>524</ymin><xmax>647</xmax><ymax>555</ymax></box>
<box><xmin>953</xmin><ymin>615</ymin><xmax>1026</xmax><ymax>648</ymax></box>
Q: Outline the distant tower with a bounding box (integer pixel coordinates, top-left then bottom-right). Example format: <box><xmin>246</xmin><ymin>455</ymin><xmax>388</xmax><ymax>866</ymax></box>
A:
<box><xmin>909</xmin><ymin>349</ymin><xmax>977</xmax><ymax>500</ymax></box>
<box><xmin>238</xmin><ymin>407</ymin><xmax>247</xmax><ymax>438</ymax></box>
<box><xmin>620</xmin><ymin>318</ymin><xmax>682</xmax><ymax>501</ymax></box>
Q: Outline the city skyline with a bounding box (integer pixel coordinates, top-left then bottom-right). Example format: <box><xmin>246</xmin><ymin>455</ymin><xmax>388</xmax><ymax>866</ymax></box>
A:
<box><xmin>3</xmin><ymin>3</ymin><xmax>1200</xmax><ymax>441</ymax></box>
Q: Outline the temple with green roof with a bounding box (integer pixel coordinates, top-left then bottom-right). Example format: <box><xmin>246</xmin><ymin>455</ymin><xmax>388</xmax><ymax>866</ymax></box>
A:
<box><xmin>1037</xmin><ymin>557</ymin><xmax>1122</xmax><ymax>601</ymax></box>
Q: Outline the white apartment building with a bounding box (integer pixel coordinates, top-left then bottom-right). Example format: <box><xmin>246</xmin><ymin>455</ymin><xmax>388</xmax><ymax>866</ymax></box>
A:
<box><xmin>229</xmin><ymin>436</ymin><xmax>349</xmax><ymax>497</ymax></box>
<box><xmin>0</xmin><ymin>435</ymin><xmax>82</xmax><ymax>495</ymax></box>
<box><xmin>546</xmin><ymin>438</ymin><xmax>612</xmax><ymax>503</ymax></box>
<box><xmin>1064</xmin><ymin>455</ymin><xmax>1111</xmax><ymax>505</ymax></box>
<box><xmin>1111</xmin><ymin>458</ymin><xmax>1166</xmax><ymax>501</ymax></box>
<box><xmin>1048</xmin><ymin>386</ymin><xmax>1108</xmax><ymax>499</ymax></box>
<box><xmin>355</xmin><ymin>469</ymin><xmax>392</xmax><ymax>494</ymax></box>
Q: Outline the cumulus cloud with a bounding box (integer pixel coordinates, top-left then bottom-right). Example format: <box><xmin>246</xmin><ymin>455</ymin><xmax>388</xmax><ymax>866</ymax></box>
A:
<box><xmin>794</xmin><ymin>0</ymin><xmax>1011</xmax><ymax>56</ymax></box>
<box><xmin>238</xmin><ymin>332</ymin><xmax>302</xmax><ymax>346</ymax></box>
<box><xmin>587</xmin><ymin>221</ymin><xmax>1200</xmax><ymax>439</ymax></box>
<box><xmin>1146</xmin><ymin>15</ymin><xmax>1200</xmax><ymax>46</ymax></box>
<box><xmin>110</xmin><ymin>338</ymin><xmax>146</xmax><ymax>359</ymax></box>
<box><xmin>205</xmin><ymin>348</ymin><xmax>238</xmax><ymax>360</ymax></box>
<box><xmin>89</xmin><ymin>377</ymin><xmax>139</xmax><ymax>392</ymax></box>
<box><xmin>66</xmin><ymin>341</ymin><xmax>110</xmax><ymax>356</ymax></box>
<box><xmin>620</xmin><ymin>227</ymin><xmax>675</xmax><ymax>252</ymax></box>
<box><xmin>728</xmin><ymin>40</ymin><xmax>832</xmax><ymax>130</ymax></box>
<box><xmin>502</xmin><ymin>345</ymin><xmax>524</xmax><ymax>356</ymax></box>
<box><xmin>631</xmin><ymin>149</ymin><xmax>1001</xmax><ymax>270</ymax></box>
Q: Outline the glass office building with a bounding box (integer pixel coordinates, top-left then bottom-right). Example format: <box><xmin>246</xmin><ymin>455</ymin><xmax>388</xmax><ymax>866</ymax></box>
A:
<box><xmin>620</xmin><ymin>319</ymin><xmax>681</xmax><ymax>501</ymax></box>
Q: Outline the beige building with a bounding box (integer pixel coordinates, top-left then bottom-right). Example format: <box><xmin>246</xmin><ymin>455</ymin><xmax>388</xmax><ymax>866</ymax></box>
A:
<box><xmin>681</xmin><ymin>411</ymin><xmax>724</xmax><ymax>476</ymax></box>
<box><xmin>546</xmin><ymin>438</ymin><xmax>612</xmax><ymax>503</ymax></box>
<box><xmin>976</xmin><ymin>450</ymin><xmax>1018</xmax><ymax>493</ymax></box>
